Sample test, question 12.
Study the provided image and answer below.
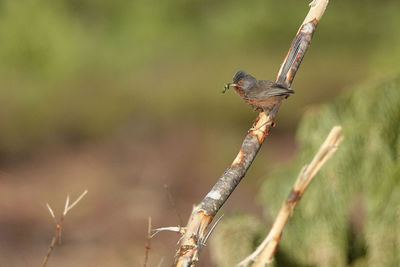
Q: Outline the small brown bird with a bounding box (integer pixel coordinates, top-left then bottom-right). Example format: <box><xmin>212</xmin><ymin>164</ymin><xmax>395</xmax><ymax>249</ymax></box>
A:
<box><xmin>224</xmin><ymin>70</ymin><xmax>294</xmax><ymax>112</ymax></box>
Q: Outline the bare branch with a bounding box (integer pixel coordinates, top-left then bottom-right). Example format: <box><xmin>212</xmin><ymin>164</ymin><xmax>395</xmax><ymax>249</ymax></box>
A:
<box><xmin>164</xmin><ymin>184</ymin><xmax>183</xmax><ymax>226</ymax></box>
<box><xmin>41</xmin><ymin>190</ymin><xmax>88</xmax><ymax>267</ymax></box>
<box><xmin>46</xmin><ymin>203</ymin><xmax>57</xmax><ymax>225</ymax></box>
<box><xmin>151</xmin><ymin>226</ymin><xmax>186</xmax><ymax>238</ymax></box>
<box><xmin>172</xmin><ymin>1</ymin><xmax>329</xmax><ymax>266</ymax></box>
<box><xmin>203</xmin><ymin>214</ymin><xmax>224</xmax><ymax>245</ymax></box>
<box><xmin>238</xmin><ymin>125</ymin><xmax>343</xmax><ymax>267</ymax></box>
<box><xmin>64</xmin><ymin>190</ymin><xmax>88</xmax><ymax>216</ymax></box>
<box><xmin>144</xmin><ymin>217</ymin><xmax>152</xmax><ymax>267</ymax></box>
<box><xmin>63</xmin><ymin>195</ymin><xmax>70</xmax><ymax>216</ymax></box>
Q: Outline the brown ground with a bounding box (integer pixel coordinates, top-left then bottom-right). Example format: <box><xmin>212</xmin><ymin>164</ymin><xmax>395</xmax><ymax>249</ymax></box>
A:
<box><xmin>0</xmin><ymin>124</ymin><xmax>296</xmax><ymax>267</ymax></box>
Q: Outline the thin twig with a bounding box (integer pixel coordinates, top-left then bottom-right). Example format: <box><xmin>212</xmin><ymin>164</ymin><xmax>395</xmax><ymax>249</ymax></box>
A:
<box><xmin>172</xmin><ymin>1</ymin><xmax>329</xmax><ymax>266</ymax></box>
<box><xmin>164</xmin><ymin>184</ymin><xmax>183</xmax><ymax>226</ymax></box>
<box><xmin>41</xmin><ymin>190</ymin><xmax>88</xmax><ymax>267</ymax></box>
<box><xmin>144</xmin><ymin>217</ymin><xmax>152</xmax><ymax>267</ymax></box>
<box><xmin>203</xmin><ymin>214</ymin><xmax>224</xmax><ymax>245</ymax></box>
<box><xmin>157</xmin><ymin>258</ymin><xmax>165</xmax><ymax>267</ymax></box>
<box><xmin>238</xmin><ymin>126</ymin><xmax>343</xmax><ymax>267</ymax></box>
<box><xmin>151</xmin><ymin>226</ymin><xmax>186</xmax><ymax>238</ymax></box>
<box><xmin>64</xmin><ymin>190</ymin><xmax>88</xmax><ymax>215</ymax></box>
<box><xmin>46</xmin><ymin>203</ymin><xmax>57</xmax><ymax>225</ymax></box>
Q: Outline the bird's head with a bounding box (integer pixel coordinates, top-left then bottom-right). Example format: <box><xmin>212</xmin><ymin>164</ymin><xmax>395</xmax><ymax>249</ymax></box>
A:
<box><xmin>228</xmin><ymin>70</ymin><xmax>257</xmax><ymax>91</ymax></box>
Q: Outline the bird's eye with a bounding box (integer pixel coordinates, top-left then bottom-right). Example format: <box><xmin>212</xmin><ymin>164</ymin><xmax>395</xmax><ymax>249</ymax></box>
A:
<box><xmin>238</xmin><ymin>80</ymin><xmax>243</xmax><ymax>85</ymax></box>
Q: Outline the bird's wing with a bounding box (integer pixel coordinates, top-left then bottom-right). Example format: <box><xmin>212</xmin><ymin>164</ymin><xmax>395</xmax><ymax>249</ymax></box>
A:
<box><xmin>246</xmin><ymin>80</ymin><xmax>294</xmax><ymax>98</ymax></box>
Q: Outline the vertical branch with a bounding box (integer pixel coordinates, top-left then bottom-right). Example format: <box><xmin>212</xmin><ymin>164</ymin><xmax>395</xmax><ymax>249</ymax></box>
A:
<box><xmin>172</xmin><ymin>1</ymin><xmax>329</xmax><ymax>266</ymax></box>
<box><xmin>143</xmin><ymin>217</ymin><xmax>152</xmax><ymax>267</ymax></box>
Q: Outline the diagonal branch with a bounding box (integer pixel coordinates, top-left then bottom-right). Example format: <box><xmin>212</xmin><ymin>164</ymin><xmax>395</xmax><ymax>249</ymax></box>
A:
<box><xmin>238</xmin><ymin>126</ymin><xmax>343</xmax><ymax>267</ymax></box>
<box><xmin>172</xmin><ymin>1</ymin><xmax>329</xmax><ymax>266</ymax></box>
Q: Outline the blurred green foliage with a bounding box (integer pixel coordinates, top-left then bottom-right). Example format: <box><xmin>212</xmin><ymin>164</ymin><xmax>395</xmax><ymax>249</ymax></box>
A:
<box><xmin>209</xmin><ymin>214</ymin><xmax>266</xmax><ymax>267</ymax></box>
<box><xmin>211</xmin><ymin>75</ymin><xmax>400</xmax><ymax>266</ymax></box>
<box><xmin>0</xmin><ymin>0</ymin><xmax>399</xmax><ymax>158</ymax></box>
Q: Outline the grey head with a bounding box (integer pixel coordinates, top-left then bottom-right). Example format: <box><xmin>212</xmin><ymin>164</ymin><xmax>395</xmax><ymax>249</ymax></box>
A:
<box><xmin>231</xmin><ymin>70</ymin><xmax>257</xmax><ymax>91</ymax></box>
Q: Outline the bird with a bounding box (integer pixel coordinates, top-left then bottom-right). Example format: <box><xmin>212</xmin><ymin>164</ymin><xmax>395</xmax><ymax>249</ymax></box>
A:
<box><xmin>224</xmin><ymin>70</ymin><xmax>294</xmax><ymax>112</ymax></box>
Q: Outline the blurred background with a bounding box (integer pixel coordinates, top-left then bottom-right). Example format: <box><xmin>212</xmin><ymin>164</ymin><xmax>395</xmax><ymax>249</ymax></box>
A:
<box><xmin>0</xmin><ymin>0</ymin><xmax>399</xmax><ymax>266</ymax></box>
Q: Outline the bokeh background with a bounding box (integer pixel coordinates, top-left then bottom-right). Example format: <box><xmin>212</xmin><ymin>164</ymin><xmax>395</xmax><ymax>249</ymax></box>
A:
<box><xmin>0</xmin><ymin>0</ymin><xmax>399</xmax><ymax>266</ymax></box>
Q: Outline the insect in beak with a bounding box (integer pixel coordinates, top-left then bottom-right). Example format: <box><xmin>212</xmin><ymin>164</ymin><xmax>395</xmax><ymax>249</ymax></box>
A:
<box><xmin>222</xmin><ymin>83</ymin><xmax>230</xmax><ymax>93</ymax></box>
<box><xmin>222</xmin><ymin>83</ymin><xmax>238</xmax><ymax>93</ymax></box>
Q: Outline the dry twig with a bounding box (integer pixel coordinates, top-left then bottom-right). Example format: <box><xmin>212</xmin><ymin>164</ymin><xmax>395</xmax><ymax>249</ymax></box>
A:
<box><xmin>173</xmin><ymin>1</ymin><xmax>329</xmax><ymax>266</ymax></box>
<box><xmin>238</xmin><ymin>126</ymin><xmax>343</xmax><ymax>267</ymax></box>
<box><xmin>144</xmin><ymin>217</ymin><xmax>152</xmax><ymax>267</ymax></box>
<box><xmin>41</xmin><ymin>190</ymin><xmax>88</xmax><ymax>267</ymax></box>
<box><xmin>164</xmin><ymin>184</ymin><xmax>183</xmax><ymax>226</ymax></box>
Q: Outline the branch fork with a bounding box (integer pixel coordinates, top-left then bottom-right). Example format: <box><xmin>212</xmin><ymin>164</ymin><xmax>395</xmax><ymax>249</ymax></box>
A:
<box><xmin>41</xmin><ymin>190</ymin><xmax>88</xmax><ymax>267</ymax></box>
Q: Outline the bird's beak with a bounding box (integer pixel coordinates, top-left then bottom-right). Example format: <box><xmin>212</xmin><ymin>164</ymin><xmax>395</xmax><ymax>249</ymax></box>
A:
<box><xmin>222</xmin><ymin>83</ymin><xmax>238</xmax><ymax>93</ymax></box>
